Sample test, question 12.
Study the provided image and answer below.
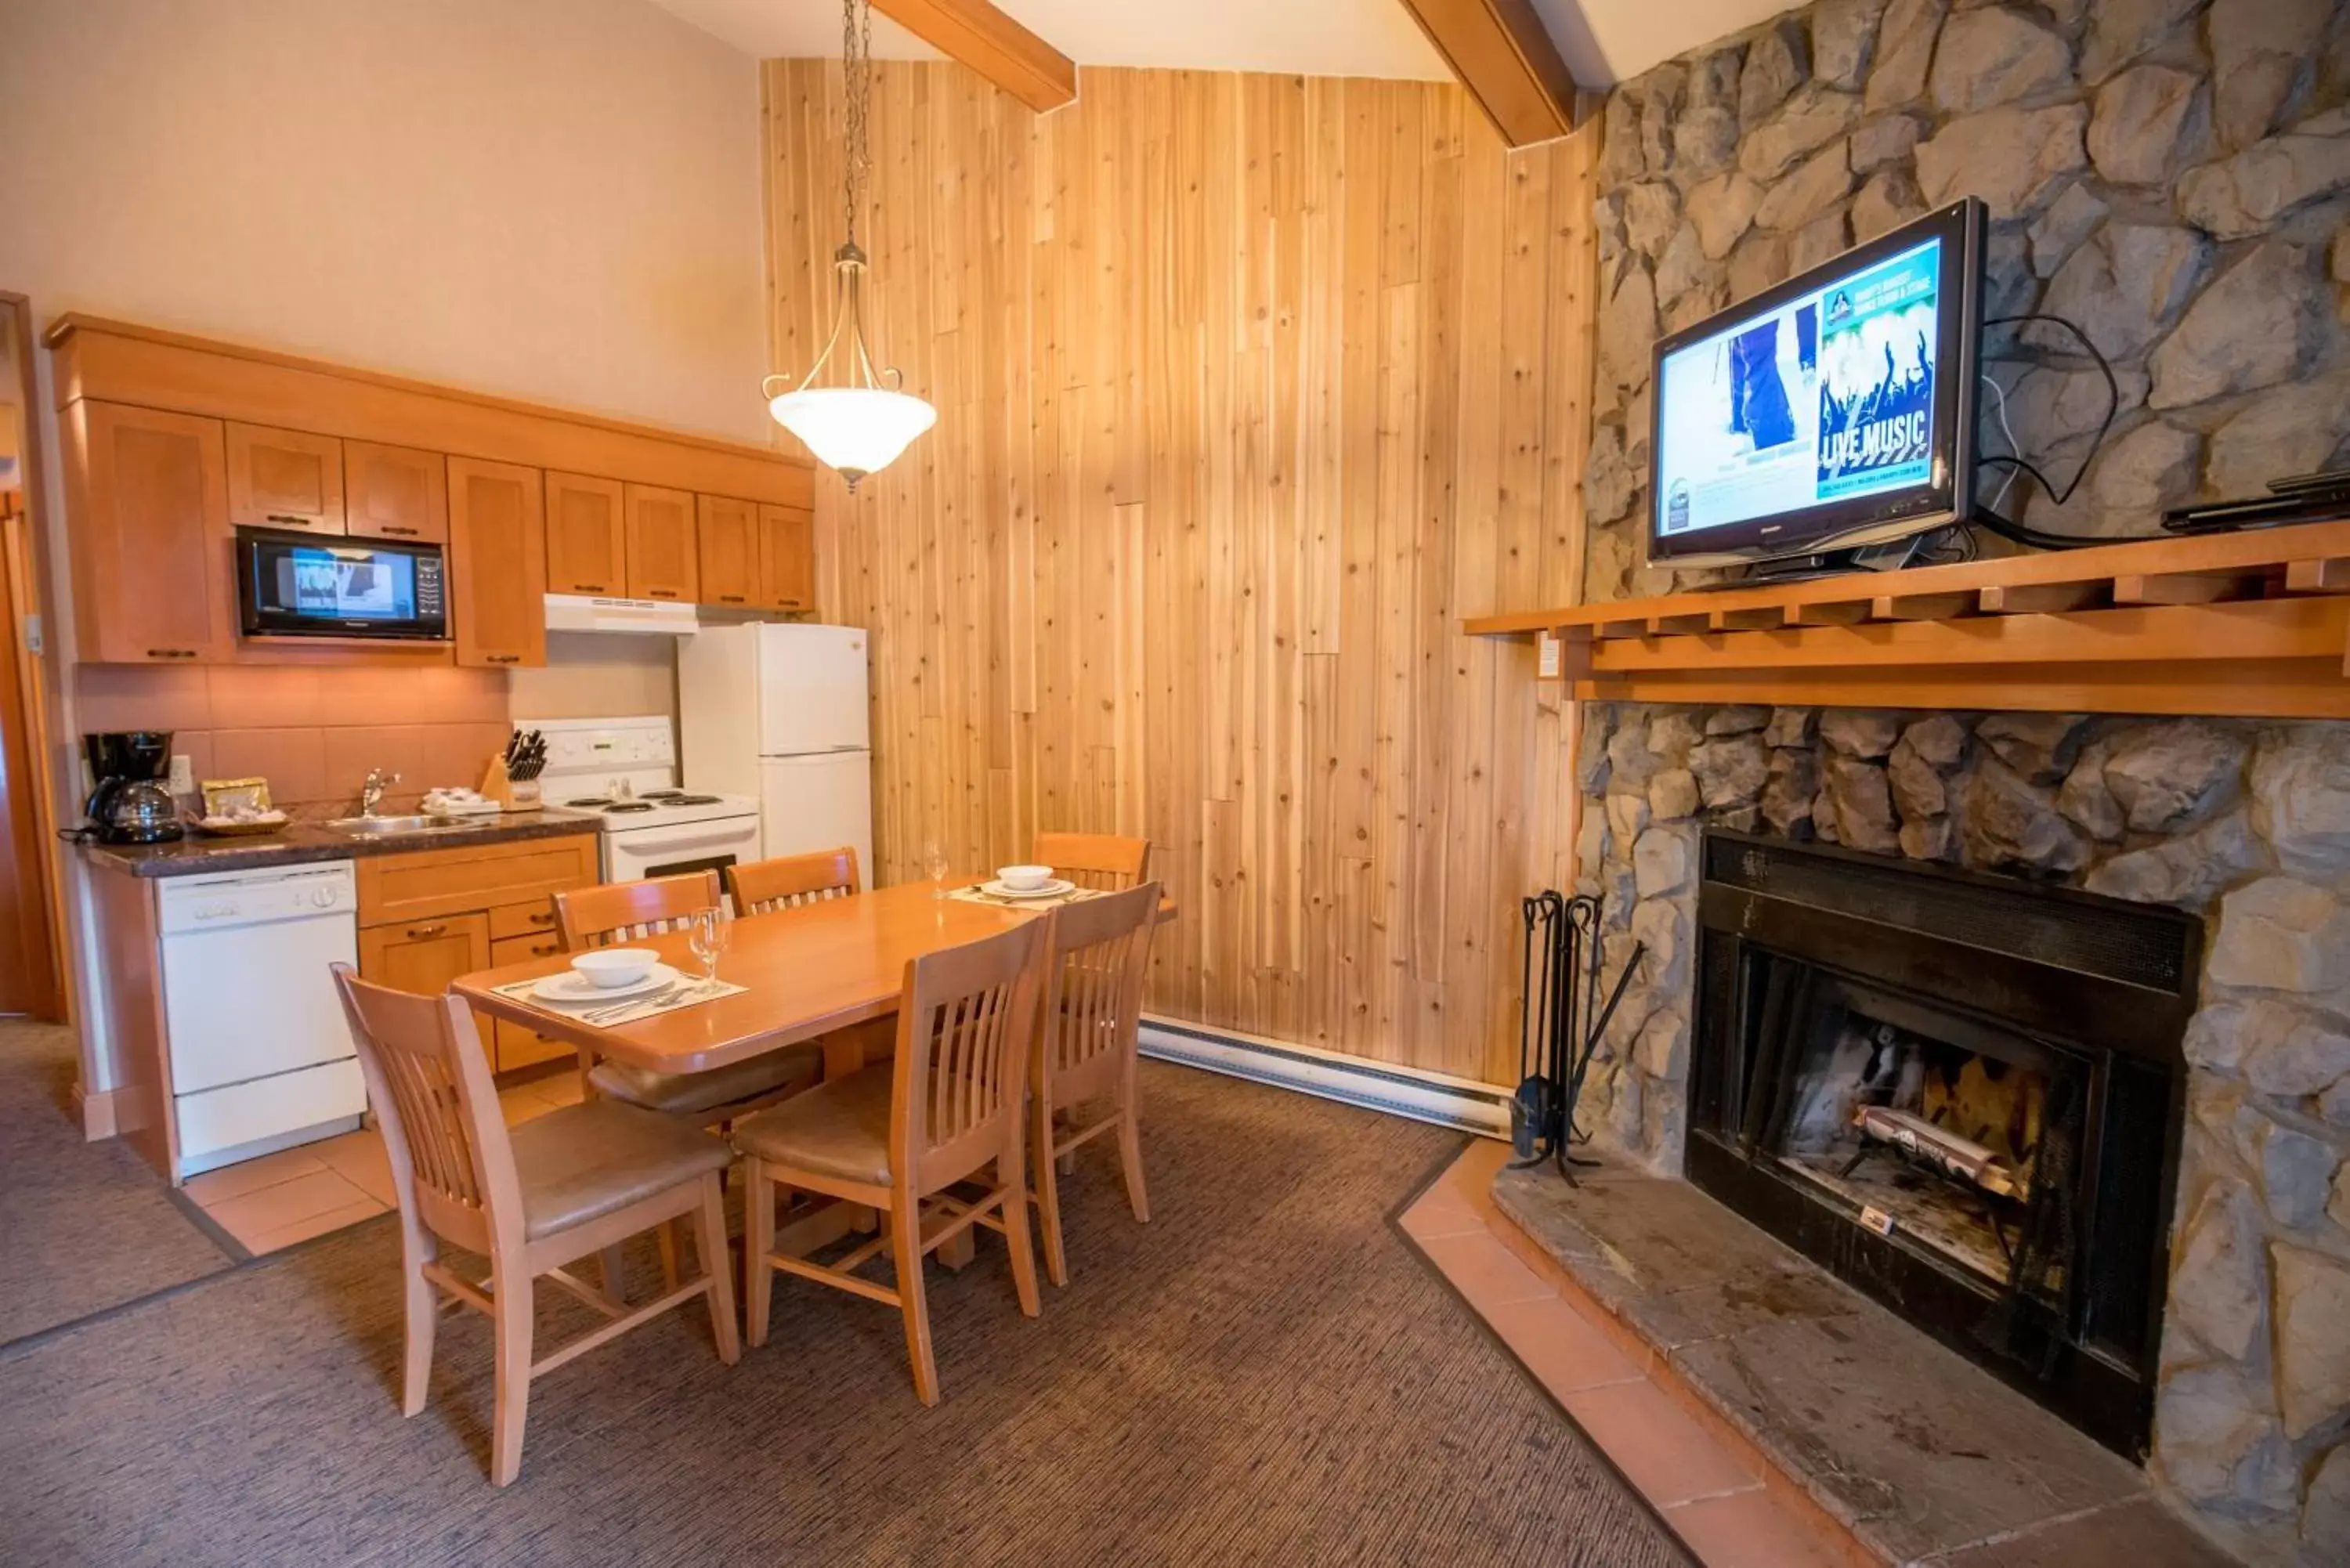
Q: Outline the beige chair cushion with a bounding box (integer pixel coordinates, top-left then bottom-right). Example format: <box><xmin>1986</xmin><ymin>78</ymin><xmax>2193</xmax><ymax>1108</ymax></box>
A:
<box><xmin>588</xmin><ymin>1044</ymin><xmax>822</xmax><ymax>1118</ymax></box>
<box><xmin>509</xmin><ymin>1100</ymin><xmax>733</xmax><ymax>1240</ymax></box>
<box><xmin>731</xmin><ymin>1062</ymin><xmax>895</xmax><ymax>1186</ymax></box>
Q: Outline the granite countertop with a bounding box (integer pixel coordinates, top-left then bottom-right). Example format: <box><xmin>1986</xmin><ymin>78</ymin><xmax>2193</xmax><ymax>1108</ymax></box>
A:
<box><xmin>82</xmin><ymin>807</ymin><xmax>605</xmax><ymax>878</ymax></box>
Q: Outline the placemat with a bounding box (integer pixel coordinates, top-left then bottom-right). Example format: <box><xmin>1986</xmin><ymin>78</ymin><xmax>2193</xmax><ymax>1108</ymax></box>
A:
<box><xmin>946</xmin><ymin>883</ymin><xmax>1108</xmax><ymax>910</ymax></box>
<box><xmin>492</xmin><ymin>974</ymin><xmax>747</xmax><ymax>1028</ymax></box>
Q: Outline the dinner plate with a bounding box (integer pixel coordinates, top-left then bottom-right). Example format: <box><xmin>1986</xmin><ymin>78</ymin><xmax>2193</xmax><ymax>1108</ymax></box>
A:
<box><xmin>532</xmin><ymin>963</ymin><xmax>681</xmax><ymax>1005</ymax></box>
<box><xmin>982</xmin><ymin>878</ymin><xmax>1076</xmax><ymax>900</ymax></box>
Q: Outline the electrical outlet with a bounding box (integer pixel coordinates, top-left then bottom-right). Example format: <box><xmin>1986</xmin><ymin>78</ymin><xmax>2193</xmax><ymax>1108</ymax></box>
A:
<box><xmin>168</xmin><ymin>753</ymin><xmax>195</xmax><ymax>794</ymax></box>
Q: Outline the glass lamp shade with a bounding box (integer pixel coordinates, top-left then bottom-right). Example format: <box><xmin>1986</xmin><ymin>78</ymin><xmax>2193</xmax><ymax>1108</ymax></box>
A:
<box><xmin>767</xmin><ymin>385</ymin><xmax>937</xmax><ymax>485</ymax></box>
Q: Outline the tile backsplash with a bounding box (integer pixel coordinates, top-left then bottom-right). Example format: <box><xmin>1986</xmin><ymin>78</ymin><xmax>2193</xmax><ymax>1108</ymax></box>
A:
<box><xmin>74</xmin><ymin>663</ymin><xmax>510</xmax><ymax>815</ymax></box>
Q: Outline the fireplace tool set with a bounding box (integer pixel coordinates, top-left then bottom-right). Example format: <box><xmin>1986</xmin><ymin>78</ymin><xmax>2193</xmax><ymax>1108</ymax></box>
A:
<box><xmin>1510</xmin><ymin>891</ymin><xmax>1645</xmax><ymax>1180</ymax></box>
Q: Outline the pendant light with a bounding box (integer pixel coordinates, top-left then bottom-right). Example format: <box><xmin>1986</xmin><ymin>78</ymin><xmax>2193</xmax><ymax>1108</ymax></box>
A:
<box><xmin>762</xmin><ymin>0</ymin><xmax>935</xmax><ymax>489</ymax></box>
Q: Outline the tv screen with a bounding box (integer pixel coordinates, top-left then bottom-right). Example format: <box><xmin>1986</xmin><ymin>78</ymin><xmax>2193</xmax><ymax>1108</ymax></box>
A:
<box><xmin>1648</xmin><ymin>200</ymin><xmax>1984</xmax><ymax>567</ymax></box>
<box><xmin>274</xmin><ymin>546</ymin><xmax>418</xmax><ymax>622</ymax></box>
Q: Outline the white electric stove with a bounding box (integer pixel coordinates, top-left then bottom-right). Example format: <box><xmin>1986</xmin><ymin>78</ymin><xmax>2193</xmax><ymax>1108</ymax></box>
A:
<box><xmin>512</xmin><ymin>716</ymin><xmax>761</xmax><ymax>883</ymax></box>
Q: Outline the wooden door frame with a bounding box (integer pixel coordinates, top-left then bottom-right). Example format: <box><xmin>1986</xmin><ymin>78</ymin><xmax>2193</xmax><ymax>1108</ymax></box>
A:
<box><xmin>0</xmin><ymin>291</ymin><xmax>70</xmax><ymax>1025</ymax></box>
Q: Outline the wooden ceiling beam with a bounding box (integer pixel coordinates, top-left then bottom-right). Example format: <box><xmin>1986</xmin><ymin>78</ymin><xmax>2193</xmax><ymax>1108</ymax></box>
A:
<box><xmin>872</xmin><ymin>0</ymin><xmax>1076</xmax><ymax>113</ymax></box>
<box><xmin>1397</xmin><ymin>0</ymin><xmax>1585</xmax><ymax>147</ymax></box>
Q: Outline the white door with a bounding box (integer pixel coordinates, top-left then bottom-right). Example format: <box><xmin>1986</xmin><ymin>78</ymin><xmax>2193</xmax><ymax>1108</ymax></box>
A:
<box><xmin>759</xmin><ymin>751</ymin><xmax>874</xmax><ymax>883</ymax></box>
<box><xmin>755</xmin><ymin>623</ymin><xmax>870</xmax><ymax>757</ymax></box>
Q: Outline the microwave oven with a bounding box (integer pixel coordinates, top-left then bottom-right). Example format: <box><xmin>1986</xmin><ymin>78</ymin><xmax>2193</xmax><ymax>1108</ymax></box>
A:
<box><xmin>236</xmin><ymin>527</ymin><xmax>450</xmax><ymax>641</ymax></box>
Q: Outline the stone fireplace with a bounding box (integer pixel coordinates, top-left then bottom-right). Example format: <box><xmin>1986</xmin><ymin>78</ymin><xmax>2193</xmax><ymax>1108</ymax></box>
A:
<box><xmin>1573</xmin><ymin>703</ymin><xmax>2350</xmax><ymax>1559</ymax></box>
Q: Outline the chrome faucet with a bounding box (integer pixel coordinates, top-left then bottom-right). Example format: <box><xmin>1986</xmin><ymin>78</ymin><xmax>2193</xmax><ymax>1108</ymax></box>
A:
<box><xmin>360</xmin><ymin>768</ymin><xmax>401</xmax><ymax>817</ymax></box>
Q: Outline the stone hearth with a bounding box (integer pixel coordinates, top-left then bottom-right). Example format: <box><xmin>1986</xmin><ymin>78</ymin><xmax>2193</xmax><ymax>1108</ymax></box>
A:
<box><xmin>1568</xmin><ymin>703</ymin><xmax>2350</xmax><ymax>1564</ymax></box>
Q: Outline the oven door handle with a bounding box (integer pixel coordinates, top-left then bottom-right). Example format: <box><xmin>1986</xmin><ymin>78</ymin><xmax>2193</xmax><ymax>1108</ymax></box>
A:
<box><xmin>620</xmin><ymin>829</ymin><xmax>758</xmax><ymax>854</ymax></box>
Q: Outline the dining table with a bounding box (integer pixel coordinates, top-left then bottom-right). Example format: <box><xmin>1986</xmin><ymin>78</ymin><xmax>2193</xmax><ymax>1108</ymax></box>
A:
<box><xmin>452</xmin><ymin>875</ymin><xmax>1176</xmax><ymax>1263</ymax></box>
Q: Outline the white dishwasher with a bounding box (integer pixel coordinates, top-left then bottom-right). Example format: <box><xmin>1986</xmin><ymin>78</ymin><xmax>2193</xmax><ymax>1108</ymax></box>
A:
<box><xmin>158</xmin><ymin>860</ymin><xmax>366</xmax><ymax>1177</ymax></box>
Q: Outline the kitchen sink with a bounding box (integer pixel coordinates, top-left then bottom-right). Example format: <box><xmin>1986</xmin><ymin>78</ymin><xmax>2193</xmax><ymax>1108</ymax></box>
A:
<box><xmin>324</xmin><ymin>815</ymin><xmax>466</xmax><ymax>835</ymax></box>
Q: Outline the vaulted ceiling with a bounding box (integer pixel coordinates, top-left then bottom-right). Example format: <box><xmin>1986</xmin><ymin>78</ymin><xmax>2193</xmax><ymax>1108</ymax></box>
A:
<box><xmin>649</xmin><ymin>0</ymin><xmax>1795</xmax><ymax>89</ymax></box>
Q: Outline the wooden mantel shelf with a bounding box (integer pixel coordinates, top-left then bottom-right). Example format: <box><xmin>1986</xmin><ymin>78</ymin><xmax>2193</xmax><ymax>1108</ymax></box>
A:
<box><xmin>1465</xmin><ymin>521</ymin><xmax>2350</xmax><ymax>719</ymax></box>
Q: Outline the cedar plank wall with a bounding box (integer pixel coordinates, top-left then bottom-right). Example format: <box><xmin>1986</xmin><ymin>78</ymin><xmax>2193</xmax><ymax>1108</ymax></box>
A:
<box><xmin>765</xmin><ymin>62</ymin><xmax>1597</xmax><ymax>1085</ymax></box>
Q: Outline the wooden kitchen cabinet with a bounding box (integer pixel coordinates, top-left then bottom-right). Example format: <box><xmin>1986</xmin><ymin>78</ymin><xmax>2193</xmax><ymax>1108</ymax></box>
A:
<box><xmin>447</xmin><ymin>457</ymin><xmax>546</xmax><ymax>667</ymax></box>
<box><xmin>358</xmin><ymin>833</ymin><xmax>599</xmax><ymax>1075</ymax></box>
<box><xmin>489</xmin><ymin>931</ymin><xmax>571</xmax><ymax>1071</ymax></box>
<box><xmin>226</xmin><ymin>421</ymin><xmax>344</xmax><ymax>533</ymax></box>
<box><xmin>757</xmin><ymin>504</ymin><xmax>815</xmax><ymax>612</ymax></box>
<box><xmin>343</xmin><ymin>440</ymin><xmax>448</xmax><ymax>543</ymax></box>
<box><xmin>63</xmin><ymin>401</ymin><xmax>230</xmax><ymax>663</ymax></box>
<box><xmin>359</xmin><ymin>912</ymin><xmax>491</xmax><ymax>996</ymax></box>
<box><xmin>696</xmin><ymin>494</ymin><xmax>758</xmax><ymax>608</ymax></box>
<box><xmin>623</xmin><ymin>482</ymin><xmax>700</xmax><ymax>602</ymax></box>
<box><xmin>544</xmin><ymin>471</ymin><xmax>627</xmax><ymax>595</ymax></box>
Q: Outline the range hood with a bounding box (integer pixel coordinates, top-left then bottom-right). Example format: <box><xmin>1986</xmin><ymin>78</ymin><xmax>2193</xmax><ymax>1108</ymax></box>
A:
<box><xmin>542</xmin><ymin>594</ymin><xmax>701</xmax><ymax>635</ymax></box>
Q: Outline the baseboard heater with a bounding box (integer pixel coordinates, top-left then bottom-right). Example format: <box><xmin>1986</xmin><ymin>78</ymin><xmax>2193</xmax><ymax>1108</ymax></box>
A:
<box><xmin>1140</xmin><ymin>1016</ymin><xmax>1511</xmax><ymax>1140</ymax></box>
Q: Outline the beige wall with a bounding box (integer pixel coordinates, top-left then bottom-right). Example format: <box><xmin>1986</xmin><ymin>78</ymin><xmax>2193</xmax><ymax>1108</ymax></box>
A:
<box><xmin>511</xmin><ymin>634</ymin><xmax>678</xmax><ymax>724</ymax></box>
<box><xmin>0</xmin><ymin>0</ymin><xmax>768</xmax><ymax>442</ymax></box>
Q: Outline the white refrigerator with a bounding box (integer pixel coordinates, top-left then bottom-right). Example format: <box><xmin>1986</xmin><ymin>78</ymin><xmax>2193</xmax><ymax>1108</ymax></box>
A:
<box><xmin>677</xmin><ymin>623</ymin><xmax>874</xmax><ymax>880</ymax></box>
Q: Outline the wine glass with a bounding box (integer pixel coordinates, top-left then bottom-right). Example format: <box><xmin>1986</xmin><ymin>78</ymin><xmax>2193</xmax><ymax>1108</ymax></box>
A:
<box><xmin>923</xmin><ymin>838</ymin><xmax>951</xmax><ymax>897</ymax></box>
<box><xmin>686</xmin><ymin>906</ymin><xmax>732</xmax><ymax>985</ymax></box>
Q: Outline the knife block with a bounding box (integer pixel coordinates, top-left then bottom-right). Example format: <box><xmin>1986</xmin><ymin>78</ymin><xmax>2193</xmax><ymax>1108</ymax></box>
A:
<box><xmin>479</xmin><ymin>755</ymin><xmax>541</xmax><ymax>809</ymax></box>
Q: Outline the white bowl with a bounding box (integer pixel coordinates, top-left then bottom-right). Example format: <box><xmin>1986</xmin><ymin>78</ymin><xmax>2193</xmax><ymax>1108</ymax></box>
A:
<box><xmin>996</xmin><ymin>864</ymin><xmax>1053</xmax><ymax>891</ymax></box>
<box><xmin>571</xmin><ymin>948</ymin><xmax>660</xmax><ymax>989</ymax></box>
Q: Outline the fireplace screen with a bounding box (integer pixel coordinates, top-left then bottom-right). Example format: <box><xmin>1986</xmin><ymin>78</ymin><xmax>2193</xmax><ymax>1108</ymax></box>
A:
<box><xmin>1688</xmin><ymin>832</ymin><xmax>2196</xmax><ymax>1461</ymax></box>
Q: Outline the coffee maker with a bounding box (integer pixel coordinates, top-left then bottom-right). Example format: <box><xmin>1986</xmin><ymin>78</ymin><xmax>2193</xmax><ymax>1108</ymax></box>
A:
<box><xmin>84</xmin><ymin>731</ymin><xmax>183</xmax><ymax>844</ymax></box>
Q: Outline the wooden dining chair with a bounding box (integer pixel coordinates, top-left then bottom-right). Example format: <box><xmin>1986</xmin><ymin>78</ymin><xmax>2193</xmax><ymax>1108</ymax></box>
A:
<box><xmin>1032</xmin><ymin>830</ymin><xmax>1149</xmax><ymax>891</ymax></box>
<box><xmin>1029</xmin><ymin>881</ymin><xmax>1161</xmax><ymax>1287</ymax></box>
<box><xmin>551</xmin><ymin>869</ymin><xmax>723</xmax><ymax>950</ymax></box>
<box><xmin>331</xmin><ymin>964</ymin><xmax>739</xmax><ymax>1487</ymax></box>
<box><xmin>733</xmin><ymin>916</ymin><xmax>1053</xmax><ymax>1405</ymax></box>
<box><xmin>554</xmin><ymin>870</ymin><xmax>821</xmax><ymax>1123</ymax></box>
<box><xmin>725</xmin><ymin>846</ymin><xmax>860</xmax><ymax>915</ymax></box>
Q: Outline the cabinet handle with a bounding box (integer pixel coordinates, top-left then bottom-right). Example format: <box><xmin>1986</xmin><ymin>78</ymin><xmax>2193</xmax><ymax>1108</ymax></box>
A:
<box><xmin>649</xmin><ymin>590</ymin><xmax>677</xmax><ymax>599</ymax></box>
<box><xmin>146</xmin><ymin>648</ymin><xmax>197</xmax><ymax>659</ymax></box>
<box><xmin>530</xmin><ymin>942</ymin><xmax>558</xmax><ymax>957</ymax></box>
<box><xmin>576</xmin><ymin>583</ymin><xmax>607</xmax><ymax>594</ymax></box>
<box><xmin>376</xmin><ymin>526</ymin><xmax>418</xmax><ymax>537</ymax></box>
<box><xmin>529</xmin><ymin>910</ymin><xmax>553</xmax><ymax>925</ymax></box>
<box><xmin>266</xmin><ymin>514</ymin><xmax>313</xmax><ymax>527</ymax></box>
<box><xmin>407</xmin><ymin>923</ymin><xmax>446</xmax><ymax>939</ymax></box>
<box><xmin>486</xmin><ymin>654</ymin><xmax>520</xmax><ymax>665</ymax></box>
<box><xmin>720</xmin><ymin>595</ymin><xmax>746</xmax><ymax>604</ymax></box>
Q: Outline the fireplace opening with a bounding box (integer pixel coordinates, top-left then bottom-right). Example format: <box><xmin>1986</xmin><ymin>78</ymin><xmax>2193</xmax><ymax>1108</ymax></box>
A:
<box><xmin>1758</xmin><ymin>974</ymin><xmax>2082</xmax><ymax>1299</ymax></box>
<box><xmin>1687</xmin><ymin>832</ymin><xmax>2197</xmax><ymax>1461</ymax></box>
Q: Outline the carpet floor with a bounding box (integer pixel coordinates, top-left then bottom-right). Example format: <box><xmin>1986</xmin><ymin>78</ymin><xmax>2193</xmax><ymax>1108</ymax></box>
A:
<box><xmin>0</xmin><ymin>1019</ymin><xmax>233</xmax><ymax>1346</ymax></box>
<box><xmin>0</xmin><ymin>1060</ymin><xmax>1689</xmax><ymax>1567</ymax></box>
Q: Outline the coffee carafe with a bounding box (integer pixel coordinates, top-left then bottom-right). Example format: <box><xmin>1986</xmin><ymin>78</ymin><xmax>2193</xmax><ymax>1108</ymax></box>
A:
<box><xmin>84</xmin><ymin>731</ymin><xmax>183</xmax><ymax>844</ymax></box>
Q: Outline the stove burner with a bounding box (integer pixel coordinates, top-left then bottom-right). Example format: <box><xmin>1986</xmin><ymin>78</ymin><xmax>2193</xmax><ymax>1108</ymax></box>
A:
<box><xmin>640</xmin><ymin>789</ymin><xmax>684</xmax><ymax>800</ymax></box>
<box><xmin>565</xmin><ymin>797</ymin><xmax>613</xmax><ymax>808</ymax></box>
<box><xmin>670</xmin><ymin>794</ymin><xmax>721</xmax><ymax>806</ymax></box>
<box><xmin>605</xmin><ymin>801</ymin><xmax>656</xmax><ymax>815</ymax></box>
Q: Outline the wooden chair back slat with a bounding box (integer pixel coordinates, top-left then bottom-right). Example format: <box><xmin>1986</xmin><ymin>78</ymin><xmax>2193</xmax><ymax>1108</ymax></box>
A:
<box><xmin>727</xmin><ymin>847</ymin><xmax>859</xmax><ymax>915</ymax></box>
<box><xmin>1032</xmin><ymin>831</ymin><xmax>1148</xmax><ymax>892</ymax></box>
<box><xmin>332</xmin><ymin>963</ymin><xmax>518</xmax><ymax>1249</ymax></box>
<box><xmin>553</xmin><ymin>870</ymin><xmax>722</xmax><ymax>951</ymax></box>
<box><xmin>1041</xmin><ymin>882</ymin><xmax>1159</xmax><ymax>1089</ymax></box>
<box><xmin>893</xmin><ymin>916</ymin><xmax>1051</xmax><ymax>1190</ymax></box>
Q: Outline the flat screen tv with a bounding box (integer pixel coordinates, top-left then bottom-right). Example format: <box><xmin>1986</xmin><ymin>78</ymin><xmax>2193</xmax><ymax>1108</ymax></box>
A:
<box><xmin>1647</xmin><ymin>198</ymin><xmax>1986</xmax><ymax>569</ymax></box>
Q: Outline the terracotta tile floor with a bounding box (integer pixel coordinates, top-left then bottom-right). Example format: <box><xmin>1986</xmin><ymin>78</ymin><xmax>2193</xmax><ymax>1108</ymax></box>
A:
<box><xmin>183</xmin><ymin>1071</ymin><xmax>583</xmax><ymax>1255</ymax></box>
<box><xmin>1404</xmin><ymin>1138</ymin><xmax>1868</xmax><ymax>1568</ymax></box>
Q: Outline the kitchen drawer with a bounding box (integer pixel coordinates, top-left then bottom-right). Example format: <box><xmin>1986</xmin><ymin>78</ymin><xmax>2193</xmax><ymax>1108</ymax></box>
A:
<box><xmin>358</xmin><ymin>912</ymin><xmax>491</xmax><ymax>995</ymax></box>
<box><xmin>489</xmin><ymin>899</ymin><xmax>563</xmax><ymax>941</ymax></box>
<box><xmin>489</xmin><ymin>930</ymin><xmax>572</xmax><ymax>1073</ymax></box>
<box><xmin>357</xmin><ymin>835</ymin><xmax>598</xmax><ymax>927</ymax></box>
<box><xmin>176</xmin><ymin>1057</ymin><xmax>365</xmax><ymax>1169</ymax></box>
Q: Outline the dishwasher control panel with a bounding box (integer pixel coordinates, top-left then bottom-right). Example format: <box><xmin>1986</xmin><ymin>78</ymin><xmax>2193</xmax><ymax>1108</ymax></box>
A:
<box><xmin>157</xmin><ymin>861</ymin><xmax>358</xmax><ymax>934</ymax></box>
